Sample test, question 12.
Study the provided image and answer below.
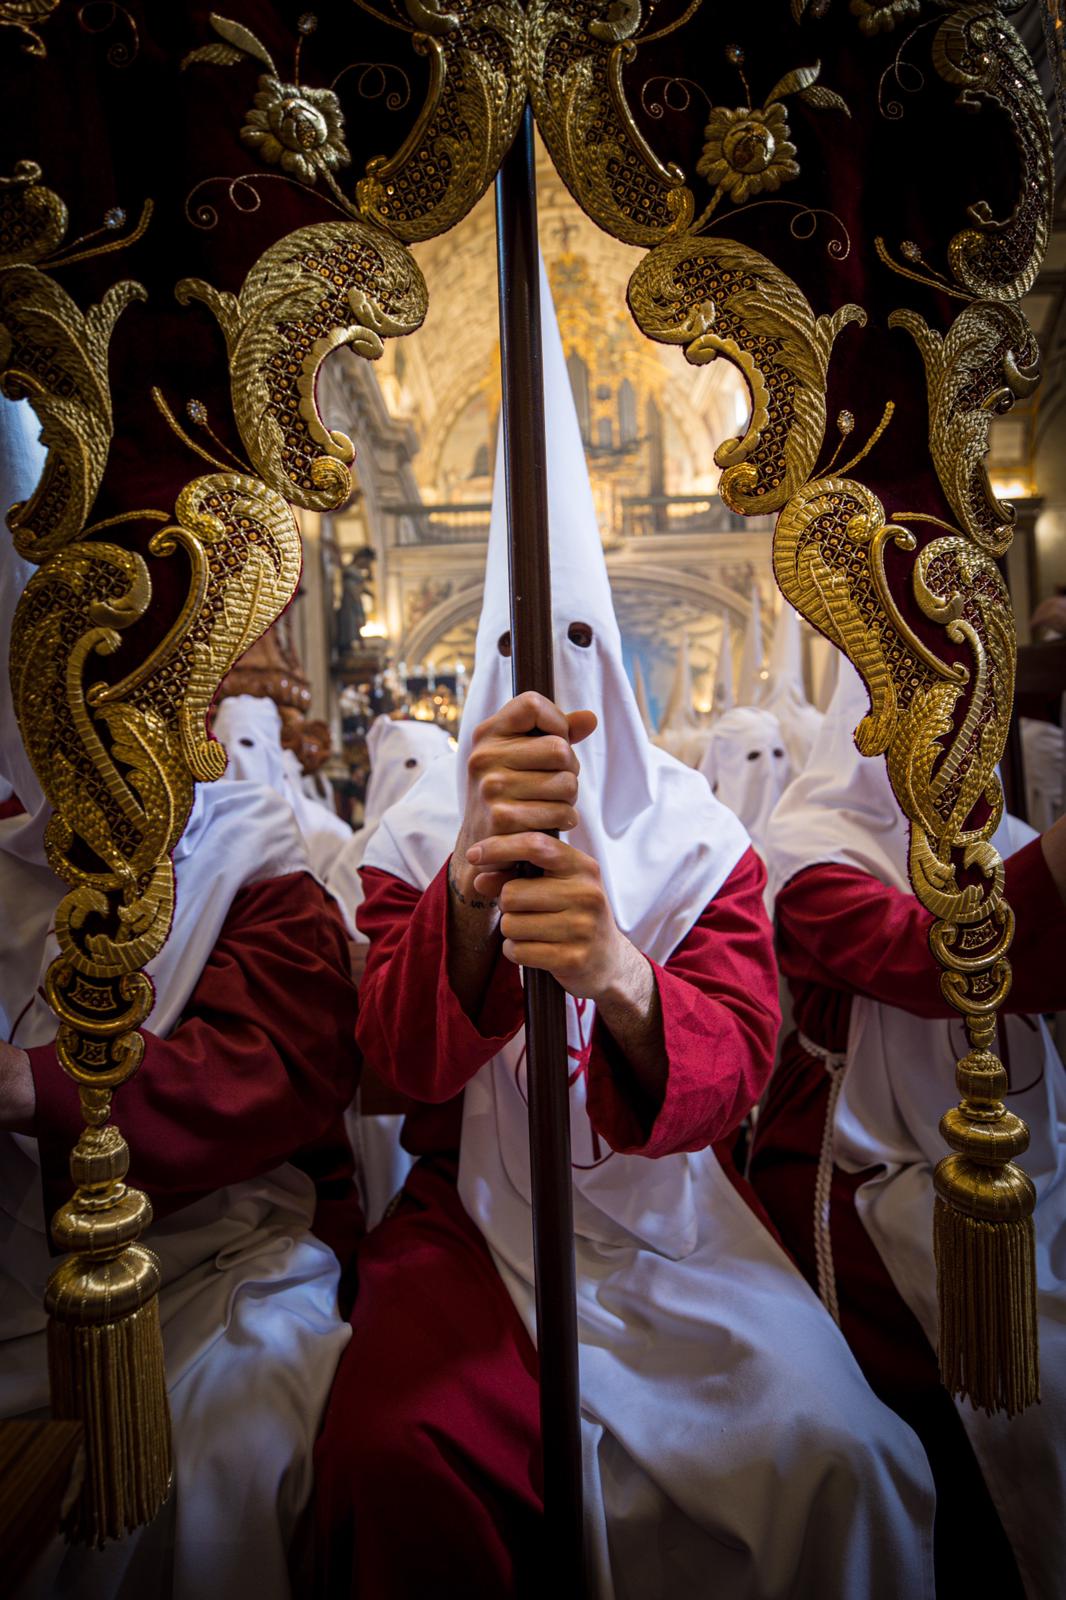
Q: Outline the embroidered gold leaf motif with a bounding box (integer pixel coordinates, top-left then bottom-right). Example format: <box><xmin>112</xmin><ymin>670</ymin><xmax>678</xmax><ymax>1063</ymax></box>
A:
<box><xmin>527</xmin><ymin>0</ymin><xmax>691</xmax><ymax>247</ymax></box>
<box><xmin>0</xmin><ymin>161</ymin><xmax>67</xmax><ymax>267</ymax></box>
<box><xmin>933</xmin><ymin>5</ymin><xmax>1053</xmax><ymax>301</ymax></box>
<box><xmin>628</xmin><ymin>236</ymin><xmax>864</xmax><ymax>516</ymax></box>
<box><xmin>176</xmin><ymin>220</ymin><xmax>428</xmax><ymax>512</ymax></box>
<box><xmin>10</xmin><ymin>471</ymin><xmax>300</xmax><ymax>1036</ymax></box>
<box><xmin>358</xmin><ymin>2</ymin><xmax>526</xmax><ymax>243</ymax></box>
<box><xmin>0</xmin><ymin>268</ymin><xmax>146</xmax><ymax>560</ymax></box>
<box><xmin>890</xmin><ymin>301</ymin><xmax>1040</xmax><ymax>559</ymax></box>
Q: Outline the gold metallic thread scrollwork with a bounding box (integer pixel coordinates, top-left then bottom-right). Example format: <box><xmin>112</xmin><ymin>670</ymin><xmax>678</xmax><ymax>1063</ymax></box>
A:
<box><xmin>628</xmin><ymin>236</ymin><xmax>864</xmax><ymax>516</ymax></box>
<box><xmin>0</xmin><ymin>269</ymin><xmax>145</xmax><ymax>560</ymax></box>
<box><xmin>932</xmin><ymin>5</ymin><xmax>1053</xmax><ymax>302</ymax></box>
<box><xmin>357</xmin><ymin>1</ymin><xmax>526</xmax><ymax>244</ymax></box>
<box><xmin>0</xmin><ymin>160</ymin><xmax>67</xmax><ymax>266</ymax></box>
<box><xmin>176</xmin><ymin>220</ymin><xmax>428</xmax><ymax>512</ymax></box>
<box><xmin>10</xmin><ymin>472</ymin><xmax>301</xmax><ymax>1085</ymax></box>
<box><xmin>527</xmin><ymin>0</ymin><xmax>693</xmax><ymax>246</ymax></box>
<box><xmin>889</xmin><ymin>300</ymin><xmax>1040</xmax><ymax>560</ymax></box>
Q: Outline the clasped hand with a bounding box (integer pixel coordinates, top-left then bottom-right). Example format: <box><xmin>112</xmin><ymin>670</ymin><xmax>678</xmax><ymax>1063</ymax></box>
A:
<box><xmin>451</xmin><ymin>691</ymin><xmax>633</xmax><ymax>1002</ymax></box>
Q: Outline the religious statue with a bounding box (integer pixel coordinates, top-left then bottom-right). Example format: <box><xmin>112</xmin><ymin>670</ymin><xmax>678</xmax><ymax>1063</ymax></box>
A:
<box><xmin>336</xmin><ymin>546</ymin><xmax>376</xmax><ymax>660</ymax></box>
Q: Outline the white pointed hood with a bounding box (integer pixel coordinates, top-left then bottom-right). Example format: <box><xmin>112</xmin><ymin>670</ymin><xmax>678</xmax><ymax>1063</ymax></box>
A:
<box><xmin>212</xmin><ymin>693</ymin><xmax>351</xmax><ymax>879</ymax></box>
<box><xmin>762</xmin><ymin>599</ymin><xmax>823</xmax><ymax>771</ymax></box>
<box><xmin>764</xmin><ymin>656</ymin><xmax>1018</xmax><ymax>902</ymax></box>
<box><xmin>368</xmin><ymin>258</ymin><xmax>749</xmax><ymax>964</ymax></box>
<box><xmin>712</xmin><ymin>614</ymin><xmax>736</xmax><ymax>717</ymax></box>
<box><xmin>326</xmin><ymin>715</ymin><xmax>455</xmax><ymax>937</ymax></box>
<box><xmin>700</xmin><ymin>707</ymin><xmax>792</xmax><ymax>858</ymax></box>
<box><xmin>736</xmin><ymin>582</ymin><xmax>765</xmax><ymax>704</ymax></box>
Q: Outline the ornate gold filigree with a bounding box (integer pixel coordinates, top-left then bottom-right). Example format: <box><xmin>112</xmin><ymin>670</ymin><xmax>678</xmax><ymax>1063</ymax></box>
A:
<box><xmin>628</xmin><ymin>236</ymin><xmax>864</xmax><ymax>516</ymax></box>
<box><xmin>176</xmin><ymin>220</ymin><xmax>428</xmax><ymax>512</ymax></box>
<box><xmin>889</xmin><ymin>301</ymin><xmax>1040</xmax><ymax>559</ymax></box>
<box><xmin>932</xmin><ymin>5</ymin><xmax>1051</xmax><ymax>301</ymax></box>
<box><xmin>0</xmin><ymin>267</ymin><xmax>145</xmax><ymax>561</ymax></box>
<box><xmin>184</xmin><ymin>16</ymin><xmax>353</xmax><ymax>195</ymax></box>
<box><xmin>527</xmin><ymin>0</ymin><xmax>692</xmax><ymax>246</ymax></box>
<box><xmin>0</xmin><ymin>0</ymin><xmax>60</xmax><ymax>56</ymax></box>
<box><xmin>0</xmin><ymin>161</ymin><xmax>67</xmax><ymax>266</ymax></box>
<box><xmin>11</xmin><ymin>474</ymin><xmax>301</xmax><ymax>1053</ymax></box>
<box><xmin>874</xmin><ymin>7</ymin><xmax>1051</xmax><ymax>307</ymax></box>
<box><xmin>357</xmin><ymin>1</ymin><xmax>526</xmax><ymax>244</ymax></box>
<box><xmin>694</xmin><ymin>59</ymin><xmax>849</xmax><ymax>227</ymax></box>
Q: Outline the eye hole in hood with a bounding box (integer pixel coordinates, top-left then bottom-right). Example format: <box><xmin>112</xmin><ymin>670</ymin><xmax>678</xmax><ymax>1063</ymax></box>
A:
<box><xmin>567</xmin><ymin>621</ymin><xmax>593</xmax><ymax>648</ymax></box>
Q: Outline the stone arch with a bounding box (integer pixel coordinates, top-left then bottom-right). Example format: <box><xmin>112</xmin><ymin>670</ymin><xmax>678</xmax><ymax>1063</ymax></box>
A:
<box><xmin>402</xmin><ymin>562</ymin><xmax>754</xmax><ymax>664</ymax></box>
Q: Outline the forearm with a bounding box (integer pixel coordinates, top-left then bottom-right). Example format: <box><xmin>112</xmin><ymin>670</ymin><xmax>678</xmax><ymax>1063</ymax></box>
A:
<box><xmin>592</xmin><ymin>939</ymin><xmax>667</xmax><ymax>1111</ymax></box>
<box><xmin>445</xmin><ymin>843</ymin><xmax>505</xmax><ymax>1020</ymax></box>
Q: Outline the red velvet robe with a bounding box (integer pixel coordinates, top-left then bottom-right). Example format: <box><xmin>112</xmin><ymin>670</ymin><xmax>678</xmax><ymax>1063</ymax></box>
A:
<box><xmin>313</xmin><ymin>846</ymin><xmax>779</xmax><ymax>1600</ymax></box>
<box><xmin>25</xmin><ymin>871</ymin><xmax>364</xmax><ymax>1271</ymax></box>
<box><xmin>749</xmin><ymin>836</ymin><xmax>1066</xmax><ymax>1598</ymax></box>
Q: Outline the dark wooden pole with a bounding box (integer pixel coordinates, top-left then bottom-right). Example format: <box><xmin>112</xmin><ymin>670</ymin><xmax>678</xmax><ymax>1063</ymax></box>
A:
<box><xmin>495</xmin><ymin>103</ymin><xmax>587</xmax><ymax>1592</ymax></box>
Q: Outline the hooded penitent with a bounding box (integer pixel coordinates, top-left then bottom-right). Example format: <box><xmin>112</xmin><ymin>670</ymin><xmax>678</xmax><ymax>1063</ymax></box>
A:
<box><xmin>327</xmin><ymin>714</ymin><xmax>455</xmax><ymax>939</ymax></box>
<box><xmin>761</xmin><ymin>599</ymin><xmax>823</xmax><ymax>772</ymax></box>
<box><xmin>700</xmin><ymin>707</ymin><xmax>792</xmax><ymax>858</ymax></box>
<box><xmin>764</xmin><ymin>659</ymin><xmax>1066</xmax><ymax>1593</ymax></box>
<box><xmin>0</xmin><ymin>395</ymin><xmax>348</xmax><ymax>1600</ymax></box>
<box><xmin>212</xmin><ymin>693</ymin><xmax>351</xmax><ymax>880</ymax></box>
<box><xmin>363</xmin><ymin>265</ymin><xmax>934</xmax><ymax>1600</ymax></box>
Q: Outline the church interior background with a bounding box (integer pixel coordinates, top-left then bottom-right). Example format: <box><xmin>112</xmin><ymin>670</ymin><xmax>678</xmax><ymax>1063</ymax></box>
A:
<box><xmin>265</xmin><ymin>31</ymin><xmax>1066</xmax><ymax>821</ymax></box>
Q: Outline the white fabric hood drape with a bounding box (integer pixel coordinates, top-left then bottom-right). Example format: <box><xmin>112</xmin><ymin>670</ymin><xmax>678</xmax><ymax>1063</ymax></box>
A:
<box><xmin>761</xmin><ymin>599</ymin><xmax>823</xmax><ymax>771</ymax></box>
<box><xmin>327</xmin><ymin>715</ymin><xmax>455</xmax><ymax>938</ymax></box>
<box><xmin>212</xmin><ymin>693</ymin><xmax>351</xmax><ymax>880</ymax></box>
<box><xmin>764</xmin><ymin>656</ymin><xmax>1066</xmax><ymax>1597</ymax></box>
<box><xmin>700</xmin><ymin>707</ymin><xmax>791</xmax><ymax>859</ymax></box>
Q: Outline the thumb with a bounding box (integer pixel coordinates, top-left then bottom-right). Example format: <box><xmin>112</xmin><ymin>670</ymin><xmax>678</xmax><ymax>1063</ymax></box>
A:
<box><xmin>566</xmin><ymin>709</ymin><xmax>598</xmax><ymax>746</ymax></box>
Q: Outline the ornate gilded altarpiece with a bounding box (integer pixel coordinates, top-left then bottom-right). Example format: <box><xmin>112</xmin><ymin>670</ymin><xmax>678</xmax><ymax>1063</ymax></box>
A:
<box><xmin>0</xmin><ymin>0</ymin><xmax>1051</xmax><ymax>1541</ymax></box>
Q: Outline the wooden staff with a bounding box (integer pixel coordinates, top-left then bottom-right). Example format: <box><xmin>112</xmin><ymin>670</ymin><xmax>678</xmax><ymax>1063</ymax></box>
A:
<box><xmin>495</xmin><ymin>104</ymin><xmax>587</xmax><ymax>1592</ymax></box>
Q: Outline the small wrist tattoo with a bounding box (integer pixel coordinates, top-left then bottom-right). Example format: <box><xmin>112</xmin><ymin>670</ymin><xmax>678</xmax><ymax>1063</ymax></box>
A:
<box><xmin>448</xmin><ymin>861</ymin><xmax>498</xmax><ymax>911</ymax></box>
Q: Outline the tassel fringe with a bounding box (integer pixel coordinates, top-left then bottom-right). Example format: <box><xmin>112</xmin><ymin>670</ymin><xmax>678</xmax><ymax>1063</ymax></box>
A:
<box><xmin>46</xmin><ymin>1274</ymin><xmax>172</xmax><ymax>1546</ymax></box>
<box><xmin>933</xmin><ymin>1195</ymin><xmax>1040</xmax><ymax>1418</ymax></box>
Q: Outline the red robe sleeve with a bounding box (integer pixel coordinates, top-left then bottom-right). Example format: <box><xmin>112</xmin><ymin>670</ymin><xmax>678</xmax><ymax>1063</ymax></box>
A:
<box><xmin>776</xmin><ymin>836</ymin><xmax>1066</xmax><ymax>1021</ymax></box>
<box><xmin>29</xmin><ymin>871</ymin><xmax>361</xmax><ymax>1227</ymax></box>
<box><xmin>356</xmin><ymin>846</ymin><xmax>779</xmax><ymax>1162</ymax></box>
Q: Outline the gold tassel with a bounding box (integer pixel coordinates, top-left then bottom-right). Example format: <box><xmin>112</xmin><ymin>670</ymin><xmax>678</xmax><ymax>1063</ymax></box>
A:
<box><xmin>44</xmin><ymin>1116</ymin><xmax>173</xmax><ymax>1546</ymax></box>
<box><xmin>932</xmin><ymin>1043</ymin><xmax>1039</xmax><ymax>1417</ymax></box>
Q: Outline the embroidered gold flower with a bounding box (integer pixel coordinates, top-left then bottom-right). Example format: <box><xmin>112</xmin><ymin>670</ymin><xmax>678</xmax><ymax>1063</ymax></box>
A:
<box><xmin>692</xmin><ymin>58</ymin><xmax>849</xmax><ymax>228</ymax></box>
<box><xmin>241</xmin><ymin>77</ymin><xmax>350</xmax><ymax>186</ymax></box>
<box><xmin>697</xmin><ymin>102</ymin><xmax>799</xmax><ymax>203</ymax></box>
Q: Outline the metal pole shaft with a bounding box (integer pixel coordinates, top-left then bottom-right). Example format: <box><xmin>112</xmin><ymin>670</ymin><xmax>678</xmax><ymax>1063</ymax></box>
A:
<box><xmin>494</xmin><ymin>103</ymin><xmax>587</xmax><ymax>1593</ymax></box>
